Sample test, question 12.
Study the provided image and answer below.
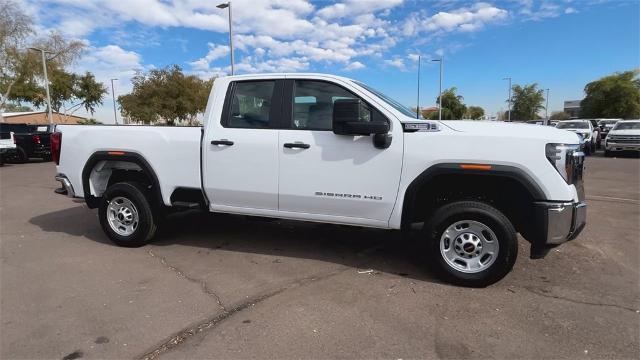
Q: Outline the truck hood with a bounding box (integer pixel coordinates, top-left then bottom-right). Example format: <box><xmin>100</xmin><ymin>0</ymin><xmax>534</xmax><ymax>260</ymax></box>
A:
<box><xmin>437</xmin><ymin>120</ymin><xmax>581</xmax><ymax>144</ymax></box>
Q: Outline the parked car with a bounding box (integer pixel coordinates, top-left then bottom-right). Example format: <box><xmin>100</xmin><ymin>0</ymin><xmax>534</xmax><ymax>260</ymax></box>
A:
<box><xmin>52</xmin><ymin>73</ymin><xmax>586</xmax><ymax>287</ymax></box>
<box><xmin>0</xmin><ymin>123</ymin><xmax>53</xmax><ymax>162</ymax></box>
<box><xmin>556</xmin><ymin>120</ymin><xmax>597</xmax><ymax>155</ymax></box>
<box><xmin>597</xmin><ymin>119</ymin><xmax>621</xmax><ymax>139</ymax></box>
<box><xmin>604</xmin><ymin>120</ymin><xmax>640</xmax><ymax>157</ymax></box>
<box><xmin>0</xmin><ymin>131</ymin><xmax>17</xmax><ymax>166</ymax></box>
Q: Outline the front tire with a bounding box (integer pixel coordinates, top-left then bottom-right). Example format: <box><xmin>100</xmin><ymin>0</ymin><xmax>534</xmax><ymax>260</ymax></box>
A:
<box><xmin>423</xmin><ymin>201</ymin><xmax>518</xmax><ymax>287</ymax></box>
<box><xmin>99</xmin><ymin>182</ymin><xmax>157</xmax><ymax>247</ymax></box>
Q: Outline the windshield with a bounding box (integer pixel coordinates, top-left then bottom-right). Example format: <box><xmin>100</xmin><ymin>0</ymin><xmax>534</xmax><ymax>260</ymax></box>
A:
<box><xmin>600</xmin><ymin>120</ymin><xmax>618</xmax><ymax>125</ymax></box>
<box><xmin>557</xmin><ymin>122</ymin><xmax>589</xmax><ymax>129</ymax></box>
<box><xmin>353</xmin><ymin>80</ymin><xmax>418</xmax><ymax>118</ymax></box>
<box><xmin>612</xmin><ymin>122</ymin><xmax>640</xmax><ymax>130</ymax></box>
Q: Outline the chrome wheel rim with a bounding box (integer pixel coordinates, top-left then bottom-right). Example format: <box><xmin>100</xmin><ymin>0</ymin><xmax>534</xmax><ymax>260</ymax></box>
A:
<box><xmin>440</xmin><ymin>220</ymin><xmax>499</xmax><ymax>273</ymax></box>
<box><xmin>107</xmin><ymin>196</ymin><xmax>139</xmax><ymax>236</ymax></box>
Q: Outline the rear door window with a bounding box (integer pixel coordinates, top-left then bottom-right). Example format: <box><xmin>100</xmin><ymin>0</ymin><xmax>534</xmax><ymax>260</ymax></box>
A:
<box><xmin>225</xmin><ymin>81</ymin><xmax>276</xmax><ymax>129</ymax></box>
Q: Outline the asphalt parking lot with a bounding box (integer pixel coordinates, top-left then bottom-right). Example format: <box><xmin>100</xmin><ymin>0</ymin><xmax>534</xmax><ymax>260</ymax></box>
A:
<box><xmin>1</xmin><ymin>152</ymin><xmax>638</xmax><ymax>360</ymax></box>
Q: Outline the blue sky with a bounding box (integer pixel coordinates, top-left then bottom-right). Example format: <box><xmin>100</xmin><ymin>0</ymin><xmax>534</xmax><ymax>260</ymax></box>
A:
<box><xmin>21</xmin><ymin>0</ymin><xmax>640</xmax><ymax>123</ymax></box>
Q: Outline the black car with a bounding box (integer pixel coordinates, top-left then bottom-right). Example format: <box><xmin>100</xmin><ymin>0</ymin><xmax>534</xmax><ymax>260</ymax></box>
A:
<box><xmin>0</xmin><ymin>123</ymin><xmax>53</xmax><ymax>162</ymax></box>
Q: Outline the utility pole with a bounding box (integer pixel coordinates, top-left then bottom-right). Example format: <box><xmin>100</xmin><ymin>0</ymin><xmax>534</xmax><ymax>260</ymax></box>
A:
<box><xmin>503</xmin><ymin>77</ymin><xmax>512</xmax><ymax>121</ymax></box>
<box><xmin>544</xmin><ymin>88</ymin><xmax>550</xmax><ymax>125</ymax></box>
<box><xmin>29</xmin><ymin>47</ymin><xmax>54</xmax><ymax>125</ymax></box>
<box><xmin>416</xmin><ymin>55</ymin><xmax>421</xmax><ymax>119</ymax></box>
<box><xmin>110</xmin><ymin>78</ymin><xmax>118</xmax><ymax>125</ymax></box>
<box><xmin>432</xmin><ymin>56</ymin><xmax>443</xmax><ymax>121</ymax></box>
<box><xmin>217</xmin><ymin>2</ymin><xmax>234</xmax><ymax>75</ymax></box>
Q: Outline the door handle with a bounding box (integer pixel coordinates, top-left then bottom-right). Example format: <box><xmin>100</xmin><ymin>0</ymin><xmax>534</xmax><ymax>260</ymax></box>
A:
<box><xmin>211</xmin><ymin>139</ymin><xmax>234</xmax><ymax>146</ymax></box>
<box><xmin>283</xmin><ymin>142</ymin><xmax>310</xmax><ymax>149</ymax></box>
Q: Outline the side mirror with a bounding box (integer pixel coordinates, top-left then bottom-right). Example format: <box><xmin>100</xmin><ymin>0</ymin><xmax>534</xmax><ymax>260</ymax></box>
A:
<box><xmin>332</xmin><ymin>99</ymin><xmax>389</xmax><ymax>136</ymax></box>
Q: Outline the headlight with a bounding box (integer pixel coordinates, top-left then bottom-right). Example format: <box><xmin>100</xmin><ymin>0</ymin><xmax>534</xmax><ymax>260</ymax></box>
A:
<box><xmin>546</xmin><ymin>143</ymin><xmax>581</xmax><ymax>184</ymax></box>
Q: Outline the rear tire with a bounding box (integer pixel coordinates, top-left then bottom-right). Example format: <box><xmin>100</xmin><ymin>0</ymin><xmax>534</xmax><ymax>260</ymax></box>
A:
<box><xmin>99</xmin><ymin>182</ymin><xmax>157</xmax><ymax>247</ymax></box>
<box><xmin>16</xmin><ymin>147</ymin><xmax>28</xmax><ymax>163</ymax></box>
<box><xmin>423</xmin><ymin>201</ymin><xmax>518</xmax><ymax>287</ymax></box>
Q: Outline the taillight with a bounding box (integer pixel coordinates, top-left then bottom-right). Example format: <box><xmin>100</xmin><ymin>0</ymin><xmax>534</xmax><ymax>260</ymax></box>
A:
<box><xmin>51</xmin><ymin>132</ymin><xmax>62</xmax><ymax>165</ymax></box>
<box><xmin>32</xmin><ymin>134</ymin><xmax>41</xmax><ymax>144</ymax></box>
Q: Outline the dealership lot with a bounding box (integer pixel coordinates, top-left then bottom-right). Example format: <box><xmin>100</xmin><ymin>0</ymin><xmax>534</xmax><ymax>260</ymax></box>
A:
<box><xmin>1</xmin><ymin>153</ymin><xmax>638</xmax><ymax>359</ymax></box>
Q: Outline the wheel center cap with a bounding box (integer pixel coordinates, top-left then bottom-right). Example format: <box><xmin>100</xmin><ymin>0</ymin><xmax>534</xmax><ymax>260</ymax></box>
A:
<box><xmin>463</xmin><ymin>243</ymin><xmax>475</xmax><ymax>253</ymax></box>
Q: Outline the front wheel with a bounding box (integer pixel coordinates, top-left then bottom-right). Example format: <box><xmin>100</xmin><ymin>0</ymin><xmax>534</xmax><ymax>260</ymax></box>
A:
<box><xmin>423</xmin><ymin>201</ymin><xmax>518</xmax><ymax>287</ymax></box>
<box><xmin>99</xmin><ymin>182</ymin><xmax>157</xmax><ymax>247</ymax></box>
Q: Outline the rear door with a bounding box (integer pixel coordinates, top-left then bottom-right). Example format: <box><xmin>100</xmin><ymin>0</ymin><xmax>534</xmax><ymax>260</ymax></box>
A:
<box><xmin>277</xmin><ymin>79</ymin><xmax>403</xmax><ymax>225</ymax></box>
<box><xmin>203</xmin><ymin>79</ymin><xmax>283</xmax><ymax>211</ymax></box>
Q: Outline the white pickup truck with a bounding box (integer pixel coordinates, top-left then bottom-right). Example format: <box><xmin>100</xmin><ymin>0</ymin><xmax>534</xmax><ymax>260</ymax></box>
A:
<box><xmin>52</xmin><ymin>73</ymin><xmax>586</xmax><ymax>286</ymax></box>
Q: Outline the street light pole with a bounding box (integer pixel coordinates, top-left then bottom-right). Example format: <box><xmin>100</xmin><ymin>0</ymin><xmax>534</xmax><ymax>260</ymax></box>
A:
<box><xmin>503</xmin><ymin>77</ymin><xmax>512</xmax><ymax>121</ymax></box>
<box><xmin>431</xmin><ymin>57</ymin><xmax>443</xmax><ymax>121</ymax></box>
<box><xmin>110</xmin><ymin>78</ymin><xmax>118</xmax><ymax>125</ymax></box>
<box><xmin>29</xmin><ymin>47</ymin><xmax>54</xmax><ymax>125</ymax></box>
<box><xmin>544</xmin><ymin>88</ymin><xmax>550</xmax><ymax>125</ymax></box>
<box><xmin>416</xmin><ymin>55</ymin><xmax>421</xmax><ymax>119</ymax></box>
<box><xmin>217</xmin><ymin>2</ymin><xmax>234</xmax><ymax>75</ymax></box>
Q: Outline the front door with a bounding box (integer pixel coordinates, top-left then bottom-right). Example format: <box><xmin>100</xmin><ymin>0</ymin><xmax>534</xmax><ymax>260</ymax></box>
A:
<box><xmin>203</xmin><ymin>79</ymin><xmax>283</xmax><ymax>211</ymax></box>
<box><xmin>277</xmin><ymin>79</ymin><xmax>403</xmax><ymax>225</ymax></box>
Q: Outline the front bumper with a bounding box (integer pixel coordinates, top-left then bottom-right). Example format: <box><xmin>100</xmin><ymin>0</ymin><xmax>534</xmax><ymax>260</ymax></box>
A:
<box><xmin>54</xmin><ymin>174</ymin><xmax>75</xmax><ymax>198</ymax></box>
<box><xmin>606</xmin><ymin>142</ymin><xmax>640</xmax><ymax>152</ymax></box>
<box><xmin>530</xmin><ymin>201</ymin><xmax>587</xmax><ymax>258</ymax></box>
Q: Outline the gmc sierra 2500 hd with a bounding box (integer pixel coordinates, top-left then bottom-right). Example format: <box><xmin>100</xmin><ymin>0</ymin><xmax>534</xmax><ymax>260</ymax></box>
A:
<box><xmin>52</xmin><ymin>73</ymin><xmax>586</xmax><ymax>286</ymax></box>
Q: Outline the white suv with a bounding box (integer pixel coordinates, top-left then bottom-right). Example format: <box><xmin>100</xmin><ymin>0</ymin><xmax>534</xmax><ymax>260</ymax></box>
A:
<box><xmin>556</xmin><ymin>120</ymin><xmax>597</xmax><ymax>155</ymax></box>
<box><xmin>605</xmin><ymin>120</ymin><xmax>640</xmax><ymax>157</ymax></box>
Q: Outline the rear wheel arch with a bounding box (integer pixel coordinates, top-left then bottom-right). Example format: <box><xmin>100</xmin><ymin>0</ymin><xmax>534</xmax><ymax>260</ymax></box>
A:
<box><xmin>82</xmin><ymin>151</ymin><xmax>162</xmax><ymax>209</ymax></box>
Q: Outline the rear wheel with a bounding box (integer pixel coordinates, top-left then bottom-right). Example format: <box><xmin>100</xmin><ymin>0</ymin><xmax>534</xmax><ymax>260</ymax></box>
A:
<box><xmin>99</xmin><ymin>182</ymin><xmax>157</xmax><ymax>247</ymax></box>
<box><xmin>423</xmin><ymin>201</ymin><xmax>518</xmax><ymax>287</ymax></box>
<box><xmin>16</xmin><ymin>147</ymin><xmax>28</xmax><ymax>163</ymax></box>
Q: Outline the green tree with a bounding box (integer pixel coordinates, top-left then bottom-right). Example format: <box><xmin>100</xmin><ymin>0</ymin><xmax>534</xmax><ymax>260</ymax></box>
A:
<box><xmin>77</xmin><ymin>118</ymin><xmax>102</xmax><ymax>125</ymax></box>
<box><xmin>580</xmin><ymin>70</ymin><xmax>640</xmax><ymax>119</ymax></box>
<box><xmin>510</xmin><ymin>83</ymin><xmax>545</xmax><ymax>120</ymax></box>
<box><xmin>3</xmin><ymin>103</ymin><xmax>31</xmax><ymax>112</ymax></box>
<box><xmin>0</xmin><ymin>1</ymin><xmax>100</xmax><ymax>116</ymax></box>
<box><xmin>465</xmin><ymin>106</ymin><xmax>485</xmax><ymax>120</ymax></box>
<box><xmin>118</xmin><ymin>65</ymin><xmax>214</xmax><ymax>125</ymax></box>
<box><xmin>428</xmin><ymin>87</ymin><xmax>467</xmax><ymax>120</ymax></box>
<box><xmin>549</xmin><ymin>111</ymin><xmax>571</xmax><ymax>120</ymax></box>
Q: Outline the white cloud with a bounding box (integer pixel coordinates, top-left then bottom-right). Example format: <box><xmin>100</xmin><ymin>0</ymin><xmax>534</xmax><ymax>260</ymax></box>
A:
<box><xmin>384</xmin><ymin>58</ymin><xmax>405</xmax><ymax>70</ymax></box>
<box><xmin>565</xmin><ymin>7</ymin><xmax>577</xmax><ymax>14</ymax></box>
<box><xmin>423</xmin><ymin>3</ymin><xmax>508</xmax><ymax>34</ymax></box>
<box><xmin>344</xmin><ymin>61</ymin><xmax>365</xmax><ymax>71</ymax></box>
<box><xmin>189</xmin><ymin>43</ymin><xmax>230</xmax><ymax>71</ymax></box>
<box><xmin>71</xmin><ymin>44</ymin><xmax>146</xmax><ymax>123</ymax></box>
<box><xmin>317</xmin><ymin>0</ymin><xmax>403</xmax><ymax>19</ymax></box>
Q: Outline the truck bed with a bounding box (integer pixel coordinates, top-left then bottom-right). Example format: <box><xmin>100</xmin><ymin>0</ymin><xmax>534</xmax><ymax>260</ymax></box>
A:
<box><xmin>56</xmin><ymin>125</ymin><xmax>202</xmax><ymax>205</ymax></box>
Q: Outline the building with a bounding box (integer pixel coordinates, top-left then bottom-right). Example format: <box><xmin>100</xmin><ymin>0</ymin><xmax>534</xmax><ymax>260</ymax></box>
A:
<box><xmin>0</xmin><ymin>111</ymin><xmax>89</xmax><ymax>124</ymax></box>
<box><xmin>418</xmin><ymin>106</ymin><xmax>439</xmax><ymax>119</ymax></box>
<box><xmin>563</xmin><ymin>100</ymin><xmax>582</xmax><ymax>119</ymax></box>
